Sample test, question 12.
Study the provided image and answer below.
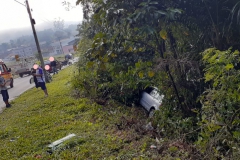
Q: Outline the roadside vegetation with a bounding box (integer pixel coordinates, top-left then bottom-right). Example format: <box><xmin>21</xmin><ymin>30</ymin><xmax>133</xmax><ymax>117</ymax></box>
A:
<box><xmin>1</xmin><ymin>0</ymin><xmax>240</xmax><ymax>159</ymax></box>
<box><xmin>0</xmin><ymin>66</ymin><xmax>199</xmax><ymax>159</ymax></box>
<box><xmin>71</xmin><ymin>0</ymin><xmax>240</xmax><ymax>159</ymax></box>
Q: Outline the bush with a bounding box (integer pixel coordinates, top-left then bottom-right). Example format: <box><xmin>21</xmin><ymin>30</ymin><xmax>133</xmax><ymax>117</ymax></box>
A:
<box><xmin>197</xmin><ymin>48</ymin><xmax>240</xmax><ymax>159</ymax></box>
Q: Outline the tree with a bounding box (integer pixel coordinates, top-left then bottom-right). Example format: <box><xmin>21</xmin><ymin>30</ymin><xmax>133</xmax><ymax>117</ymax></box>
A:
<box><xmin>10</xmin><ymin>40</ymin><xmax>16</xmax><ymax>48</ymax></box>
<box><xmin>54</xmin><ymin>17</ymin><xmax>65</xmax><ymax>30</ymax></box>
<box><xmin>75</xmin><ymin>0</ymin><xmax>203</xmax><ymax>114</ymax></box>
<box><xmin>73</xmin><ymin>0</ymin><xmax>240</xmax><ymax>157</ymax></box>
<box><xmin>0</xmin><ymin>43</ymin><xmax>10</xmax><ymax>52</ymax></box>
<box><xmin>198</xmin><ymin>48</ymin><xmax>240</xmax><ymax>158</ymax></box>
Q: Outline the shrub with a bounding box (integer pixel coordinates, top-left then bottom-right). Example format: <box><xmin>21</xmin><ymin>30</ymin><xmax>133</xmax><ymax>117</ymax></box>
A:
<box><xmin>197</xmin><ymin>48</ymin><xmax>240</xmax><ymax>159</ymax></box>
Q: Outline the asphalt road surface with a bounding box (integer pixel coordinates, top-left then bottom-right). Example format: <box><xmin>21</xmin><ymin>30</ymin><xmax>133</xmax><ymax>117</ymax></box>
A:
<box><xmin>0</xmin><ymin>57</ymin><xmax>79</xmax><ymax>113</ymax></box>
<box><xmin>0</xmin><ymin>75</ymin><xmax>35</xmax><ymax>113</ymax></box>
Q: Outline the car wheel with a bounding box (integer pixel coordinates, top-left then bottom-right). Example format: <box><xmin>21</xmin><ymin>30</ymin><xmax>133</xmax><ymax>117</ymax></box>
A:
<box><xmin>148</xmin><ymin>108</ymin><xmax>155</xmax><ymax>118</ymax></box>
<box><xmin>10</xmin><ymin>78</ymin><xmax>14</xmax><ymax>88</ymax></box>
<box><xmin>19</xmin><ymin>73</ymin><xmax>23</xmax><ymax>78</ymax></box>
<box><xmin>30</xmin><ymin>77</ymin><xmax>34</xmax><ymax>84</ymax></box>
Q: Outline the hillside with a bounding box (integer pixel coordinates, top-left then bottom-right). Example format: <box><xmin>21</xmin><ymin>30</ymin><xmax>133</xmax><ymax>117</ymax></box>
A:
<box><xmin>0</xmin><ymin>64</ymin><xmax>200</xmax><ymax>159</ymax></box>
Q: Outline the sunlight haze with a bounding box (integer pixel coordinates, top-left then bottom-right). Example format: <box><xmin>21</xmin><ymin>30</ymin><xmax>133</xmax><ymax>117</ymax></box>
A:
<box><xmin>0</xmin><ymin>0</ymin><xmax>83</xmax><ymax>43</ymax></box>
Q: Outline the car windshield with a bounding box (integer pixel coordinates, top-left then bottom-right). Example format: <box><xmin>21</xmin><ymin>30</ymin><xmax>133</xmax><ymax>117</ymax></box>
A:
<box><xmin>44</xmin><ymin>61</ymin><xmax>50</xmax><ymax>65</ymax></box>
<box><xmin>0</xmin><ymin>65</ymin><xmax>4</xmax><ymax>73</ymax></box>
<box><xmin>150</xmin><ymin>89</ymin><xmax>164</xmax><ymax>103</ymax></box>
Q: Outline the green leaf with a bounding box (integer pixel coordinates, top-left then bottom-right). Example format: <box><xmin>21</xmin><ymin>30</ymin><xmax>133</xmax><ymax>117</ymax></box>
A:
<box><xmin>207</xmin><ymin>123</ymin><xmax>221</xmax><ymax>132</ymax></box>
<box><xmin>147</xmin><ymin>61</ymin><xmax>152</xmax><ymax>66</ymax></box>
<box><xmin>126</xmin><ymin>47</ymin><xmax>133</xmax><ymax>52</ymax></box>
<box><xmin>110</xmin><ymin>53</ymin><xmax>117</xmax><ymax>58</ymax></box>
<box><xmin>213</xmin><ymin>81</ymin><xmax>219</xmax><ymax>87</ymax></box>
<box><xmin>205</xmin><ymin>73</ymin><xmax>215</xmax><ymax>82</ymax></box>
<box><xmin>139</xmin><ymin>2</ymin><xmax>147</xmax><ymax>7</ymax></box>
<box><xmin>138</xmin><ymin>71</ymin><xmax>144</xmax><ymax>78</ymax></box>
<box><xmin>100</xmin><ymin>63</ymin><xmax>106</xmax><ymax>70</ymax></box>
<box><xmin>148</xmin><ymin>71</ymin><xmax>155</xmax><ymax>78</ymax></box>
<box><xmin>139</xmin><ymin>48</ymin><xmax>144</xmax><ymax>52</ymax></box>
<box><xmin>149</xmin><ymin>1</ymin><xmax>158</xmax><ymax>5</ymax></box>
<box><xmin>87</xmin><ymin>62</ymin><xmax>94</xmax><ymax>68</ymax></box>
<box><xmin>233</xmin><ymin>50</ymin><xmax>239</xmax><ymax>55</ymax></box>
<box><xmin>102</xmin><ymin>56</ymin><xmax>109</xmax><ymax>63</ymax></box>
<box><xmin>233</xmin><ymin>131</ymin><xmax>240</xmax><ymax>139</ymax></box>
<box><xmin>160</xmin><ymin>29</ymin><xmax>167</xmax><ymax>40</ymax></box>
<box><xmin>225</xmin><ymin>64</ymin><xmax>234</xmax><ymax>70</ymax></box>
<box><xmin>135</xmin><ymin>62</ymin><xmax>141</xmax><ymax>68</ymax></box>
<box><xmin>156</xmin><ymin>10</ymin><xmax>166</xmax><ymax>15</ymax></box>
<box><xmin>168</xmin><ymin>8</ymin><xmax>182</xmax><ymax>14</ymax></box>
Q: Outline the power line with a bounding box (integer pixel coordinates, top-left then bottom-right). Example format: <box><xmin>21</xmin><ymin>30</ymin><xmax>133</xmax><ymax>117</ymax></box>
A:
<box><xmin>30</xmin><ymin>9</ymin><xmax>77</xmax><ymax>35</ymax></box>
<box><xmin>30</xmin><ymin>10</ymin><xmax>69</xmax><ymax>34</ymax></box>
<box><xmin>13</xmin><ymin>0</ymin><xmax>26</xmax><ymax>7</ymax></box>
<box><xmin>13</xmin><ymin>0</ymin><xmax>54</xmax><ymax>27</ymax></box>
<box><xmin>31</xmin><ymin>10</ymin><xmax>53</xmax><ymax>23</ymax></box>
<box><xmin>13</xmin><ymin>0</ymin><xmax>75</xmax><ymax>35</ymax></box>
<box><xmin>13</xmin><ymin>0</ymin><xmax>51</xmax><ymax>25</ymax></box>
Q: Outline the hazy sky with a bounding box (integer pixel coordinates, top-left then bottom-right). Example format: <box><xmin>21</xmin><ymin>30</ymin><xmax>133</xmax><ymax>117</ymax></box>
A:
<box><xmin>0</xmin><ymin>0</ymin><xmax>83</xmax><ymax>32</ymax></box>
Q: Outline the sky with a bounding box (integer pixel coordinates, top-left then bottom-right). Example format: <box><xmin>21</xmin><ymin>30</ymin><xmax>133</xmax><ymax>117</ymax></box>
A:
<box><xmin>0</xmin><ymin>0</ymin><xmax>83</xmax><ymax>42</ymax></box>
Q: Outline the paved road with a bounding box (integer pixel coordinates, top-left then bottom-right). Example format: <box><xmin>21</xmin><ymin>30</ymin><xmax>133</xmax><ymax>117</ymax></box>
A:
<box><xmin>0</xmin><ymin>75</ymin><xmax>35</xmax><ymax>113</ymax></box>
<box><xmin>0</xmin><ymin>57</ymin><xmax>79</xmax><ymax>113</ymax></box>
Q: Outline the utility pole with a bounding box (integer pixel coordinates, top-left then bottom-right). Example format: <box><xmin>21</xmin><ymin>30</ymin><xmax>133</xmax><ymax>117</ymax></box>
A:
<box><xmin>25</xmin><ymin>0</ymin><xmax>49</xmax><ymax>82</ymax></box>
<box><xmin>54</xmin><ymin>18</ymin><xmax>65</xmax><ymax>55</ymax></box>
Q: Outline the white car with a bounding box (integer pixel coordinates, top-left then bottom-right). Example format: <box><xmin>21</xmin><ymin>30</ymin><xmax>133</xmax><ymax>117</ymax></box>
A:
<box><xmin>140</xmin><ymin>87</ymin><xmax>164</xmax><ymax>117</ymax></box>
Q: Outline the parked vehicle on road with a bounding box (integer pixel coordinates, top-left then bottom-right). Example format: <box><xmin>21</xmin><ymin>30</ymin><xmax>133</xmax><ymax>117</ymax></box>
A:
<box><xmin>44</xmin><ymin>60</ymin><xmax>62</xmax><ymax>73</ymax></box>
<box><xmin>45</xmin><ymin>70</ymin><xmax>52</xmax><ymax>82</ymax></box>
<box><xmin>0</xmin><ymin>59</ymin><xmax>14</xmax><ymax>88</ymax></box>
<box><xmin>65</xmin><ymin>53</ymin><xmax>73</xmax><ymax>60</ymax></box>
<box><xmin>15</xmin><ymin>68</ymin><xmax>32</xmax><ymax>77</ymax></box>
<box><xmin>15</xmin><ymin>56</ymin><xmax>36</xmax><ymax>78</ymax></box>
<box><xmin>62</xmin><ymin>54</ymin><xmax>74</xmax><ymax>66</ymax></box>
<box><xmin>29</xmin><ymin>68</ymin><xmax>52</xmax><ymax>85</ymax></box>
<box><xmin>140</xmin><ymin>87</ymin><xmax>164</xmax><ymax>117</ymax></box>
<box><xmin>61</xmin><ymin>60</ymin><xmax>71</xmax><ymax>66</ymax></box>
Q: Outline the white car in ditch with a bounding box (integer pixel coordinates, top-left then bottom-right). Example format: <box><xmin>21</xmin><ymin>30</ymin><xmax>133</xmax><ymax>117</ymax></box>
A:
<box><xmin>140</xmin><ymin>87</ymin><xmax>164</xmax><ymax>117</ymax></box>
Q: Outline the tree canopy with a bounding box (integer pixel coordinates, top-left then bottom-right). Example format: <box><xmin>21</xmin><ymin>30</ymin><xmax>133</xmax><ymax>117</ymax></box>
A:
<box><xmin>73</xmin><ymin>0</ymin><xmax>240</xmax><ymax>158</ymax></box>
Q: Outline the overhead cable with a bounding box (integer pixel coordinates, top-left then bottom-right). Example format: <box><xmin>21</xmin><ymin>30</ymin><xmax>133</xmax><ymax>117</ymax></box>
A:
<box><xmin>14</xmin><ymin>0</ymin><xmax>26</xmax><ymax>7</ymax></box>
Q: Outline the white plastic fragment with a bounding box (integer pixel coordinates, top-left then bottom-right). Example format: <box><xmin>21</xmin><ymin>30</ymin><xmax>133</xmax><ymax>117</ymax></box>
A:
<box><xmin>47</xmin><ymin>133</ymin><xmax>76</xmax><ymax>151</ymax></box>
<box><xmin>150</xmin><ymin>145</ymin><xmax>157</xmax><ymax>149</ymax></box>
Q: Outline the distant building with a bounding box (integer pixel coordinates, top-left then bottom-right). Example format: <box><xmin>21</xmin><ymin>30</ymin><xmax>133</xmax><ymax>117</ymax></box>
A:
<box><xmin>62</xmin><ymin>45</ymin><xmax>74</xmax><ymax>54</ymax></box>
<box><xmin>11</xmin><ymin>46</ymin><xmax>34</xmax><ymax>57</ymax></box>
<box><xmin>50</xmin><ymin>42</ymin><xmax>63</xmax><ymax>54</ymax></box>
<box><xmin>50</xmin><ymin>37</ymin><xmax>77</xmax><ymax>55</ymax></box>
<box><xmin>68</xmin><ymin>38</ymin><xmax>80</xmax><ymax>52</ymax></box>
<box><xmin>0</xmin><ymin>50</ymin><xmax>12</xmax><ymax>59</ymax></box>
<box><xmin>31</xmin><ymin>42</ymin><xmax>54</xmax><ymax>57</ymax></box>
<box><xmin>0</xmin><ymin>46</ymin><xmax>34</xmax><ymax>61</ymax></box>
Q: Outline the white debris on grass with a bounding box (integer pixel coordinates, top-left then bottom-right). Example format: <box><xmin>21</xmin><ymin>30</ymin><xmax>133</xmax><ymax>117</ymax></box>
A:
<box><xmin>47</xmin><ymin>133</ymin><xmax>76</xmax><ymax>152</ymax></box>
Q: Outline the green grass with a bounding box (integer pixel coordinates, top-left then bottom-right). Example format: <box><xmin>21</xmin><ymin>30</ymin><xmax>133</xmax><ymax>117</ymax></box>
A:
<box><xmin>0</xmin><ymin>65</ymin><xmax>163</xmax><ymax>159</ymax></box>
<box><xmin>0</xmin><ymin>64</ymin><xmax>198</xmax><ymax>159</ymax></box>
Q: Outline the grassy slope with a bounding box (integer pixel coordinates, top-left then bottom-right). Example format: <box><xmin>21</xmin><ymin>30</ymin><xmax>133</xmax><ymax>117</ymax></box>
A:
<box><xmin>0</xmin><ymin>65</ymin><xmax>164</xmax><ymax>159</ymax></box>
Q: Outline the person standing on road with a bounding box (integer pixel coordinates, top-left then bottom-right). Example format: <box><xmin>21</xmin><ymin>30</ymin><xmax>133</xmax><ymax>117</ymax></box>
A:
<box><xmin>50</xmin><ymin>59</ymin><xmax>58</xmax><ymax>75</ymax></box>
<box><xmin>30</xmin><ymin>68</ymin><xmax>39</xmax><ymax>88</ymax></box>
<box><xmin>0</xmin><ymin>73</ymin><xmax>11</xmax><ymax>108</ymax></box>
<box><xmin>33</xmin><ymin>65</ymin><xmax>49</xmax><ymax>97</ymax></box>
